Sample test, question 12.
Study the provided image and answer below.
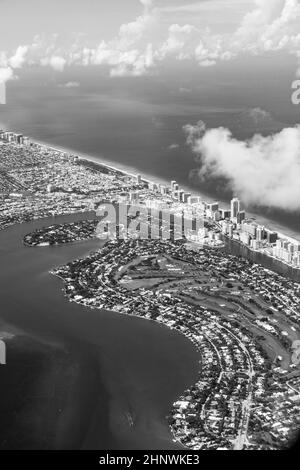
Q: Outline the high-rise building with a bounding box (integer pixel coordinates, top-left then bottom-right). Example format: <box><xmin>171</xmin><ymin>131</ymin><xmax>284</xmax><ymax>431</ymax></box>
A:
<box><xmin>213</xmin><ymin>211</ymin><xmax>221</xmax><ymax>222</ymax></box>
<box><xmin>231</xmin><ymin>197</ymin><xmax>240</xmax><ymax>219</ymax></box>
<box><xmin>267</xmin><ymin>231</ymin><xmax>278</xmax><ymax>244</ymax></box>
<box><xmin>187</xmin><ymin>196</ymin><xmax>202</xmax><ymax>205</ymax></box>
<box><xmin>207</xmin><ymin>202</ymin><xmax>219</xmax><ymax>212</ymax></box>
<box><xmin>256</xmin><ymin>226</ymin><xmax>265</xmax><ymax>241</ymax></box>
<box><xmin>178</xmin><ymin>190</ymin><xmax>185</xmax><ymax>202</ymax></box>
<box><xmin>220</xmin><ymin>209</ymin><xmax>231</xmax><ymax>219</ymax></box>
<box><xmin>149</xmin><ymin>182</ymin><xmax>158</xmax><ymax>191</ymax></box>
<box><xmin>221</xmin><ymin>221</ymin><xmax>229</xmax><ymax>234</ymax></box>
<box><xmin>242</xmin><ymin>221</ymin><xmax>257</xmax><ymax>238</ymax></box>
<box><xmin>171</xmin><ymin>181</ymin><xmax>177</xmax><ymax>192</ymax></box>
<box><xmin>172</xmin><ymin>184</ymin><xmax>179</xmax><ymax>197</ymax></box>
<box><xmin>183</xmin><ymin>192</ymin><xmax>191</xmax><ymax>203</ymax></box>
<box><xmin>251</xmin><ymin>240</ymin><xmax>262</xmax><ymax>250</ymax></box>
<box><xmin>237</xmin><ymin>211</ymin><xmax>246</xmax><ymax>224</ymax></box>
<box><xmin>240</xmin><ymin>232</ymin><xmax>250</xmax><ymax>245</ymax></box>
<box><xmin>228</xmin><ymin>224</ymin><xmax>234</xmax><ymax>238</ymax></box>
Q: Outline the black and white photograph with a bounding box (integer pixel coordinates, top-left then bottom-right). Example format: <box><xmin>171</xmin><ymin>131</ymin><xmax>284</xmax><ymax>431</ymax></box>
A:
<box><xmin>0</xmin><ymin>0</ymin><xmax>300</xmax><ymax>458</ymax></box>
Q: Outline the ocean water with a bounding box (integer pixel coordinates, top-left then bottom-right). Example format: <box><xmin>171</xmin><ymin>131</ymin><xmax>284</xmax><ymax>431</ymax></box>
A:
<box><xmin>1</xmin><ymin>65</ymin><xmax>300</xmax><ymax>239</ymax></box>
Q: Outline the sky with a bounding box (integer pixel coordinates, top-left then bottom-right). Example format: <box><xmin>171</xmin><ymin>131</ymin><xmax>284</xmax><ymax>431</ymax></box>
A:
<box><xmin>0</xmin><ymin>0</ymin><xmax>300</xmax><ymax>212</ymax></box>
<box><xmin>0</xmin><ymin>0</ymin><xmax>300</xmax><ymax>79</ymax></box>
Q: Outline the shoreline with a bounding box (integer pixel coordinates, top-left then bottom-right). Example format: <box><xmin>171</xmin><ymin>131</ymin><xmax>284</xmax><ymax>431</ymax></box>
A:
<box><xmin>50</xmin><ymin>268</ymin><xmax>199</xmax><ymax>449</ymax></box>
<box><xmin>48</xmin><ymin>235</ymin><xmax>300</xmax><ymax>449</ymax></box>
<box><xmin>2</xmin><ymin>128</ymin><xmax>300</xmax><ymax>242</ymax></box>
<box><xmin>0</xmin><ymin>214</ymin><xmax>198</xmax><ymax>450</ymax></box>
<box><xmin>28</xmin><ymin>135</ymin><xmax>300</xmax><ymax>244</ymax></box>
<box><xmin>32</xmin><ymin>138</ymin><xmax>170</xmax><ymax>187</ymax></box>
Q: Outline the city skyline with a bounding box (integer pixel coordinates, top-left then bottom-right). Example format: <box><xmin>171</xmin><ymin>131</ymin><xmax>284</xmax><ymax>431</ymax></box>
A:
<box><xmin>1</xmin><ymin>1</ymin><xmax>300</xmax><ymax>214</ymax></box>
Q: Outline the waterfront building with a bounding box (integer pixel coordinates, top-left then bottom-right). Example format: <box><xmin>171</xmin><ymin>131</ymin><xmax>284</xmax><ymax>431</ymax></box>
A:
<box><xmin>171</xmin><ymin>180</ymin><xmax>177</xmax><ymax>192</ymax></box>
<box><xmin>136</xmin><ymin>174</ymin><xmax>142</xmax><ymax>184</ymax></box>
<box><xmin>267</xmin><ymin>231</ymin><xmax>278</xmax><ymax>244</ymax></box>
<box><xmin>207</xmin><ymin>202</ymin><xmax>219</xmax><ymax>213</ymax></box>
<box><xmin>273</xmin><ymin>240</ymin><xmax>300</xmax><ymax>266</ymax></box>
<box><xmin>179</xmin><ymin>190</ymin><xmax>185</xmax><ymax>202</ymax></box>
<box><xmin>187</xmin><ymin>196</ymin><xmax>202</xmax><ymax>205</ymax></box>
<box><xmin>231</xmin><ymin>197</ymin><xmax>240</xmax><ymax>219</ymax></box>
<box><xmin>149</xmin><ymin>182</ymin><xmax>158</xmax><ymax>191</ymax></box>
<box><xmin>206</xmin><ymin>202</ymin><xmax>219</xmax><ymax>219</ymax></box>
<box><xmin>221</xmin><ymin>221</ymin><xmax>228</xmax><ymax>234</ymax></box>
<box><xmin>240</xmin><ymin>232</ymin><xmax>250</xmax><ymax>245</ymax></box>
<box><xmin>213</xmin><ymin>211</ymin><xmax>221</xmax><ymax>222</ymax></box>
<box><xmin>251</xmin><ymin>239</ymin><xmax>262</xmax><ymax>250</ymax></box>
<box><xmin>183</xmin><ymin>192</ymin><xmax>191</xmax><ymax>203</ymax></box>
<box><xmin>237</xmin><ymin>211</ymin><xmax>246</xmax><ymax>224</ymax></box>
<box><xmin>220</xmin><ymin>209</ymin><xmax>231</xmax><ymax>219</ymax></box>
<box><xmin>173</xmin><ymin>183</ymin><xmax>179</xmax><ymax>194</ymax></box>
<box><xmin>257</xmin><ymin>226</ymin><xmax>265</xmax><ymax>241</ymax></box>
<box><xmin>242</xmin><ymin>220</ymin><xmax>257</xmax><ymax>238</ymax></box>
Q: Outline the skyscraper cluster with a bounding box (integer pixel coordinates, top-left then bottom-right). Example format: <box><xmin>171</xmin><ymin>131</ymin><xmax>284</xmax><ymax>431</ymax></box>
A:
<box><xmin>273</xmin><ymin>240</ymin><xmax>300</xmax><ymax>267</ymax></box>
<box><xmin>0</xmin><ymin>130</ymin><xmax>30</xmax><ymax>146</ymax></box>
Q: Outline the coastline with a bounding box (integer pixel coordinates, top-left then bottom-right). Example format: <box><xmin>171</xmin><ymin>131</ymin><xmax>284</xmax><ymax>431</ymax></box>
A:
<box><xmin>32</xmin><ymin>137</ymin><xmax>170</xmax><ymax>188</ymax></box>
<box><xmin>2</xmin><ymin>126</ymin><xmax>299</xmax><ymax>242</ymax></box>
<box><xmin>50</xmin><ymin>267</ymin><xmax>199</xmax><ymax>449</ymax></box>
<box><xmin>0</xmin><ymin>214</ymin><xmax>199</xmax><ymax>450</ymax></box>
<box><xmin>48</xmin><ymin>235</ymin><xmax>300</xmax><ymax>449</ymax></box>
<box><xmin>28</xmin><ymin>135</ymin><xmax>300</xmax><ymax>244</ymax></box>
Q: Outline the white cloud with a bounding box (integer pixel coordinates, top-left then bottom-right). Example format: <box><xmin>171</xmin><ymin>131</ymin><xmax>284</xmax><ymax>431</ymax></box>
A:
<box><xmin>59</xmin><ymin>81</ymin><xmax>80</xmax><ymax>88</ymax></box>
<box><xmin>1</xmin><ymin>0</ymin><xmax>300</xmax><ymax>78</ymax></box>
<box><xmin>140</xmin><ymin>0</ymin><xmax>153</xmax><ymax>9</ymax></box>
<box><xmin>168</xmin><ymin>143</ymin><xmax>180</xmax><ymax>150</ymax></box>
<box><xmin>184</xmin><ymin>120</ymin><xmax>300</xmax><ymax>211</ymax></box>
<box><xmin>9</xmin><ymin>45</ymin><xmax>28</xmax><ymax>69</ymax></box>
<box><xmin>0</xmin><ymin>67</ymin><xmax>14</xmax><ymax>85</ymax></box>
<box><xmin>158</xmin><ymin>24</ymin><xmax>199</xmax><ymax>60</ymax></box>
<box><xmin>232</xmin><ymin>0</ymin><xmax>300</xmax><ymax>55</ymax></box>
<box><xmin>41</xmin><ymin>55</ymin><xmax>66</xmax><ymax>71</ymax></box>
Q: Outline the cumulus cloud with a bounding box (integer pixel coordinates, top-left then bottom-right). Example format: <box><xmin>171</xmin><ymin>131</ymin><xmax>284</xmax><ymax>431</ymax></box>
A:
<box><xmin>184</xmin><ymin>120</ymin><xmax>300</xmax><ymax>211</ymax></box>
<box><xmin>1</xmin><ymin>0</ymin><xmax>300</xmax><ymax>78</ymax></box>
<box><xmin>156</xmin><ymin>0</ymin><xmax>300</xmax><ymax>70</ymax></box>
<box><xmin>158</xmin><ymin>24</ymin><xmax>199</xmax><ymax>60</ymax></box>
<box><xmin>168</xmin><ymin>143</ymin><xmax>180</xmax><ymax>150</ymax></box>
<box><xmin>232</xmin><ymin>0</ymin><xmax>300</xmax><ymax>55</ymax></box>
<box><xmin>0</xmin><ymin>51</ymin><xmax>14</xmax><ymax>85</ymax></box>
<box><xmin>59</xmin><ymin>81</ymin><xmax>80</xmax><ymax>88</ymax></box>
<box><xmin>41</xmin><ymin>55</ymin><xmax>66</xmax><ymax>71</ymax></box>
<box><xmin>140</xmin><ymin>0</ymin><xmax>153</xmax><ymax>9</ymax></box>
<box><xmin>0</xmin><ymin>67</ymin><xmax>13</xmax><ymax>85</ymax></box>
<box><xmin>9</xmin><ymin>45</ymin><xmax>28</xmax><ymax>69</ymax></box>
